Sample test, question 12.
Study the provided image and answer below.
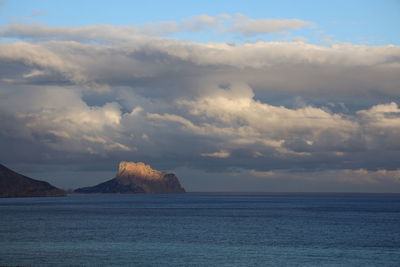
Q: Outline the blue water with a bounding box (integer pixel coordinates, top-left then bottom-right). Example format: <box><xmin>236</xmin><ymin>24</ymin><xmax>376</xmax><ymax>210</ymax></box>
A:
<box><xmin>0</xmin><ymin>193</ymin><xmax>400</xmax><ymax>266</ymax></box>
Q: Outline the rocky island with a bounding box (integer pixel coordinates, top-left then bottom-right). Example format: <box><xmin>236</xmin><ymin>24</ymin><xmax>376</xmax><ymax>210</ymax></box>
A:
<box><xmin>75</xmin><ymin>161</ymin><xmax>185</xmax><ymax>194</ymax></box>
<box><xmin>0</xmin><ymin>163</ymin><xmax>66</xmax><ymax>198</ymax></box>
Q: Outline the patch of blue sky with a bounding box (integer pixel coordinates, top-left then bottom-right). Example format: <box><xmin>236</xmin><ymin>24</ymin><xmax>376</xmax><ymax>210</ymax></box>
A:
<box><xmin>0</xmin><ymin>0</ymin><xmax>398</xmax><ymax>45</ymax></box>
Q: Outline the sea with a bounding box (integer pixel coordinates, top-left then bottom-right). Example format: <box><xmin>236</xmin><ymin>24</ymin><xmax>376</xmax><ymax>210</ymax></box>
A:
<box><xmin>0</xmin><ymin>193</ymin><xmax>399</xmax><ymax>266</ymax></box>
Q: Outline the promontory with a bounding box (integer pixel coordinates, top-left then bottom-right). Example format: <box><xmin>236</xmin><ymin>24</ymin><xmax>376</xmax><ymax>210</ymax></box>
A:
<box><xmin>0</xmin><ymin>163</ymin><xmax>66</xmax><ymax>198</ymax></box>
<box><xmin>75</xmin><ymin>161</ymin><xmax>185</xmax><ymax>194</ymax></box>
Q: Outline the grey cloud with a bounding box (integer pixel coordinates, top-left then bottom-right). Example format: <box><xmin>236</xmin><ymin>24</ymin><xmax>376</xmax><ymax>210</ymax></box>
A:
<box><xmin>181</xmin><ymin>14</ymin><xmax>223</xmax><ymax>32</ymax></box>
<box><xmin>1</xmin><ymin>23</ymin><xmax>400</xmax><ymax>191</ymax></box>
<box><xmin>227</xmin><ymin>14</ymin><xmax>313</xmax><ymax>36</ymax></box>
<box><xmin>0</xmin><ymin>24</ymin><xmax>143</xmax><ymax>42</ymax></box>
<box><xmin>1</xmin><ymin>39</ymin><xmax>399</xmax><ymax>100</ymax></box>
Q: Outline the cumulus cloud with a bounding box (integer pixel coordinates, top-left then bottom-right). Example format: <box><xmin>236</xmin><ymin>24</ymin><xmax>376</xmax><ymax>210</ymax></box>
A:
<box><xmin>0</xmin><ymin>21</ymin><xmax>400</xmax><ymax>190</ymax></box>
<box><xmin>357</xmin><ymin>102</ymin><xmax>400</xmax><ymax>150</ymax></box>
<box><xmin>178</xmin><ymin>84</ymin><xmax>357</xmax><ymax>142</ymax></box>
<box><xmin>0</xmin><ymin>86</ymin><xmax>135</xmax><ymax>156</ymax></box>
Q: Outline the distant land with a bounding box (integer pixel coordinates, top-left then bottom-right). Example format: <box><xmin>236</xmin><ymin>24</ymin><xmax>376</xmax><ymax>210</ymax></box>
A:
<box><xmin>75</xmin><ymin>161</ymin><xmax>185</xmax><ymax>194</ymax></box>
<box><xmin>0</xmin><ymin>163</ymin><xmax>66</xmax><ymax>198</ymax></box>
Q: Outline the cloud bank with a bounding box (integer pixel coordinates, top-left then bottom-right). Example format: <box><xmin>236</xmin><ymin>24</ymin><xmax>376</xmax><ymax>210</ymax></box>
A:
<box><xmin>0</xmin><ymin>17</ymin><xmax>400</xmax><ymax>191</ymax></box>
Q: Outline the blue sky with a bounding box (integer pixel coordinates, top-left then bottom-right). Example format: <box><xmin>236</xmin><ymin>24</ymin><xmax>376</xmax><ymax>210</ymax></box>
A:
<box><xmin>1</xmin><ymin>0</ymin><xmax>399</xmax><ymax>45</ymax></box>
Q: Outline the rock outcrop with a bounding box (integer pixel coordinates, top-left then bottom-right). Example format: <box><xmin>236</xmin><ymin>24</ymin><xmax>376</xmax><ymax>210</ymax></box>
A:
<box><xmin>0</xmin><ymin>163</ymin><xmax>66</xmax><ymax>198</ymax></box>
<box><xmin>75</xmin><ymin>161</ymin><xmax>185</xmax><ymax>194</ymax></box>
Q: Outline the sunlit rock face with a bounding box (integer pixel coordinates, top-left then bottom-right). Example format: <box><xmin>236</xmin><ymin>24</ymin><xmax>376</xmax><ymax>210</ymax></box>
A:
<box><xmin>75</xmin><ymin>162</ymin><xmax>185</xmax><ymax>194</ymax></box>
<box><xmin>117</xmin><ymin>162</ymin><xmax>164</xmax><ymax>181</ymax></box>
<box><xmin>0</xmin><ymin>164</ymin><xmax>66</xmax><ymax>198</ymax></box>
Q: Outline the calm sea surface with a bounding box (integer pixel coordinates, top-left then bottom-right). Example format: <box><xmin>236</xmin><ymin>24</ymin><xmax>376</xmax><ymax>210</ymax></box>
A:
<box><xmin>0</xmin><ymin>193</ymin><xmax>399</xmax><ymax>266</ymax></box>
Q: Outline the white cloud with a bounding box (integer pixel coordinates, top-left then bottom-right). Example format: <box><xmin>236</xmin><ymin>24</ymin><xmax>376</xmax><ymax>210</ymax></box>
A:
<box><xmin>147</xmin><ymin>113</ymin><xmax>200</xmax><ymax>132</ymax></box>
<box><xmin>357</xmin><ymin>102</ymin><xmax>400</xmax><ymax>150</ymax></box>
<box><xmin>0</xmin><ymin>86</ymin><xmax>135</xmax><ymax>154</ymax></box>
<box><xmin>358</xmin><ymin>102</ymin><xmax>400</xmax><ymax>128</ymax></box>
<box><xmin>200</xmin><ymin>150</ymin><xmax>230</xmax><ymax>158</ymax></box>
<box><xmin>177</xmin><ymin>83</ymin><xmax>358</xmax><ymax>152</ymax></box>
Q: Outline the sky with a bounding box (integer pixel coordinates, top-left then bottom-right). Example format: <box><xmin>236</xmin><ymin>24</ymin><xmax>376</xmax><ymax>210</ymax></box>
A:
<box><xmin>0</xmin><ymin>0</ymin><xmax>400</xmax><ymax>192</ymax></box>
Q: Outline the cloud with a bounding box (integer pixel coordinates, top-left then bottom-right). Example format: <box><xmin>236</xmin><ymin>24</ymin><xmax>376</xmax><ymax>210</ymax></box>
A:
<box><xmin>250</xmin><ymin>168</ymin><xmax>400</xmax><ymax>184</ymax></box>
<box><xmin>0</xmin><ymin>24</ymin><xmax>147</xmax><ymax>43</ymax></box>
<box><xmin>227</xmin><ymin>14</ymin><xmax>313</xmax><ymax>36</ymax></box>
<box><xmin>0</xmin><ymin>42</ymin><xmax>86</xmax><ymax>83</ymax></box>
<box><xmin>0</xmin><ymin>22</ymin><xmax>399</xmax><ymax>191</ymax></box>
<box><xmin>174</xmin><ymin>167</ymin><xmax>400</xmax><ymax>192</ymax></box>
<box><xmin>257</xmin><ymin>168</ymin><xmax>400</xmax><ymax>184</ymax></box>
<box><xmin>0</xmin><ymin>85</ymin><xmax>135</xmax><ymax>157</ymax></box>
<box><xmin>0</xmin><ymin>14</ymin><xmax>312</xmax><ymax>41</ymax></box>
<box><xmin>178</xmin><ymin>83</ymin><xmax>357</xmax><ymax>143</ymax></box>
<box><xmin>200</xmin><ymin>150</ymin><xmax>230</xmax><ymax>158</ymax></box>
<box><xmin>181</xmin><ymin>14</ymin><xmax>223</xmax><ymax>32</ymax></box>
<box><xmin>357</xmin><ymin>102</ymin><xmax>400</xmax><ymax>150</ymax></box>
<box><xmin>32</xmin><ymin>9</ymin><xmax>47</xmax><ymax>17</ymax></box>
<box><xmin>247</xmin><ymin>169</ymin><xmax>400</xmax><ymax>192</ymax></box>
<box><xmin>1</xmin><ymin>38</ymin><xmax>399</xmax><ymax>100</ymax></box>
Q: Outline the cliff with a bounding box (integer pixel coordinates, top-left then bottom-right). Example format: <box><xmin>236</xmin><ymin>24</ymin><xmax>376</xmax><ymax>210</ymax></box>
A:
<box><xmin>0</xmin><ymin>164</ymin><xmax>66</xmax><ymax>198</ymax></box>
<box><xmin>75</xmin><ymin>161</ymin><xmax>185</xmax><ymax>194</ymax></box>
